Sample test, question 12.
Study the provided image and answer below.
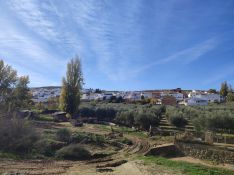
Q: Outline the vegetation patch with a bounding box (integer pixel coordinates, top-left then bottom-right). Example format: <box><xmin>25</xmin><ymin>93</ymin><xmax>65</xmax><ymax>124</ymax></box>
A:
<box><xmin>36</xmin><ymin>114</ymin><xmax>53</xmax><ymax>122</ymax></box>
<box><xmin>56</xmin><ymin>128</ymin><xmax>71</xmax><ymax>143</ymax></box>
<box><xmin>34</xmin><ymin>138</ymin><xmax>66</xmax><ymax>157</ymax></box>
<box><xmin>0</xmin><ymin>118</ymin><xmax>39</xmax><ymax>155</ymax></box>
<box><xmin>138</xmin><ymin>156</ymin><xmax>234</xmax><ymax>175</ymax></box>
<box><xmin>56</xmin><ymin>144</ymin><xmax>91</xmax><ymax>160</ymax></box>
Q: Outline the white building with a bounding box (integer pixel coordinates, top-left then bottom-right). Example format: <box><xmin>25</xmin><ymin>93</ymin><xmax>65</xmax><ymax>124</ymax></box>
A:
<box><xmin>185</xmin><ymin>98</ymin><xmax>208</xmax><ymax>106</ymax></box>
<box><xmin>161</xmin><ymin>92</ymin><xmax>184</xmax><ymax>101</ymax></box>
<box><xmin>141</xmin><ymin>92</ymin><xmax>153</xmax><ymax>99</ymax></box>
<box><xmin>188</xmin><ymin>90</ymin><xmax>221</xmax><ymax>103</ymax></box>
<box><xmin>196</xmin><ymin>94</ymin><xmax>221</xmax><ymax>103</ymax></box>
<box><xmin>124</xmin><ymin>92</ymin><xmax>141</xmax><ymax>101</ymax></box>
<box><xmin>31</xmin><ymin>87</ymin><xmax>61</xmax><ymax>103</ymax></box>
<box><xmin>188</xmin><ymin>90</ymin><xmax>199</xmax><ymax>98</ymax></box>
<box><xmin>81</xmin><ymin>93</ymin><xmax>105</xmax><ymax>101</ymax></box>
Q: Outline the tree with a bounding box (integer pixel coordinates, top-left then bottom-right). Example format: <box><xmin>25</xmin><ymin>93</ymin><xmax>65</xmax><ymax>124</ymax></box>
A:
<box><xmin>0</xmin><ymin>60</ymin><xmax>17</xmax><ymax>103</ymax></box>
<box><xmin>59</xmin><ymin>57</ymin><xmax>83</xmax><ymax>115</ymax></box>
<box><xmin>220</xmin><ymin>81</ymin><xmax>229</xmax><ymax>98</ymax></box>
<box><xmin>11</xmin><ymin>76</ymin><xmax>31</xmax><ymax>108</ymax></box>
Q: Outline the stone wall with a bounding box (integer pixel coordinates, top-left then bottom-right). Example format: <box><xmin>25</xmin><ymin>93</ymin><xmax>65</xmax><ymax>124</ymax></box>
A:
<box><xmin>145</xmin><ymin>144</ymin><xmax>183</xmax><ymax>158</ymax></box>
<box><xmin>175</xmin><ymin>141</ymin><xmax>234</xmax><ymax>164</ymax></box>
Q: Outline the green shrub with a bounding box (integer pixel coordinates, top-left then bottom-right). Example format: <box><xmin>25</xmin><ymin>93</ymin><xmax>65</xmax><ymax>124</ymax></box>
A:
<box><xmin>56</xmin><ymin>128</ymin><xmax>71</xmax><ymax>142</ymax></box>
<box><xmin>37</xmin><ymin>114</ymin><xmax>53</xmax><ymax>121</ymax></box>
<box><xmin>169</xmin><ymin>115</ymin><xmax>188</xmax><ymax>128</ymax></box>
<box><xmin>94</xmin><ymin>135</ymin><xmax>105</xmax><ymax>145</ymax></box>
<box><xmin>71</xmin><ymin>132</ymin><xmax>106</xmax><ymax>145</ymax></box>
<box><xmin>0</xmin><ymin>118</ymin><xmax>39</xmax><ymax>154</ymax></box>
<box><xmin>34</xmin><ymin>139</ymin><xmax>65</xmax><ymax>156</ymax></box>
<box><xmin>135</xmin><ymin>112</ymin><xmax>160</xmax><ymax>130</ymax></box>
<box><xmin>71</xmin><ymin>132</ymin><xmax>89</xmax><ymax>143</ymax></box>
<box><xmin>56</xmin><ymin>144</ymin><xmax>91</xmax><ymax>160</ymax></box>
<box><xmin>120</xmin><ymin>138</ymin><xmax>133</xmax><ymax>145</ymax></box>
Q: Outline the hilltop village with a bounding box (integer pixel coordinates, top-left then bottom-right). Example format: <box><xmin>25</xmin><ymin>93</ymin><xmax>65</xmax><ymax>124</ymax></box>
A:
<box><xmin>31</xmin><ymin>87</ymin><xmax>223</xmax><ymax>106</ymax></box>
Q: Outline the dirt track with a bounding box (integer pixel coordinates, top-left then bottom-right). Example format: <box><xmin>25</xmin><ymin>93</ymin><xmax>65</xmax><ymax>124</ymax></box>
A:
<box><xmin>0</xmin><ymin>135</ymin><xmax>154</xmax><ymax>175</ymax></box>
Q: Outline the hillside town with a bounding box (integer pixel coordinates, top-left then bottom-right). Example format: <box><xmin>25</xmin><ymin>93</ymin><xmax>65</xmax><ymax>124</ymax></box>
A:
<box><xmin>31</xmin><ymin>87</ymin><xmax>224</xmax><ymax>106</ymax></box>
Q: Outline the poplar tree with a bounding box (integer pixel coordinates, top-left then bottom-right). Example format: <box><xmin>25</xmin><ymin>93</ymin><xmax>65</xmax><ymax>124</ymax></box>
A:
<box><xmin>59</xmin><ymin>57</ymin><xmax>83</xmax><ymax>115</ymax></box>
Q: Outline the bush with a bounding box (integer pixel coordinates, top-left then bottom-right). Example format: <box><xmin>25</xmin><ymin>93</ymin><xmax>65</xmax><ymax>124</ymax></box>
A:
<box><xmin>56</xmin><ymin>144</ymin><xmax>91</xmax><ymax>160</ymax></box>
<box><xmin>115</xmin><ymin>111</ymin><xmax>135</xmax><ymax>127</ymax></box>
<box><xmin>120</xmin><ymin>138</ymin><xmax>133</xmax><ymax>145</ymax></box>
<box><xmin>0</xmin><ymin>118</ymin><xmax>39</xmax><ymax>154</ymax></box>
<box><xmin>34</xmin><ymin>139</ymin><xmax>65</xmax><ymax>157</ymax></box>
<box><xmin>169</xmin><ymin>115</ymin><xmax>188</xmax><ymax>128</ymax></box>
<box><xmin>71</xmin><ymin>132</ymin><xmax>106</xmax><ymax>145</ymax></box>
<box><xmin>79</xmin><ymin>107</ymin><xmax>95</xmax><ymax>118</ymax></box>
<box><xmin>56</xmin><ymin>128</ymin><xmax>71</xmax><ymax>142</ymax></box>
<box><xmin>71</xmin><ymin>132</ymin><xmax>89</xmax><ymax>143</ymax></box>
<box><xmin>135</xmin><ymin>112</ymin><xmax>160</xmax><ymax>130</ymax></box>
<box><xmin>92</xmin><ymin>134</ymin><xmax>105</xmax><ymax>145</ymax></box>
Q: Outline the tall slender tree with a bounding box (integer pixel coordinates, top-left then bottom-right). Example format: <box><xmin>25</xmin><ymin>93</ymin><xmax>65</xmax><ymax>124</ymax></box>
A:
<box><xmin>59</xmin><ymin>57</ymin><xmax>83</xmax><ymax>115</ymax></box>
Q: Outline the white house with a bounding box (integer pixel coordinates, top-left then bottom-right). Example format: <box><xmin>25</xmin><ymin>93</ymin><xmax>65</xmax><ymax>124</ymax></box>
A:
<box><xmin>31</xmin><ymin>87</ymin><xmax>61</xmax><ymax>103</ymax></box>
<box><xmin>161</xmin><ymin>92</ymin><xmax>184</xmax><ymax>101</ymax></box>
<box><xmin>81</xmin><ymin>94</ymin><xmax>90</xmax><ymax>100</ymax></box>
<box><xmin>185</xmin><ymin>98</ymin><xmax>208</xmax><ymax>106</ymax></box>
<box><xmin>94</xmin><ymin>93</ymin><xmax>104</xmax><ymax>100</ymax></box>
<box><xmin>196</xmin><ymin>94</ymin><xmax>221</xmax><ymax>103</ymax></box>
<box><xmin>124</xmin><ymin>92</ymin><xmax>141</xmax><ymax>101</ymax></box>
<box><xmin>188</xmin><ymin>90</ymin><xmax>221</xmax><ymax>103</ymax></box>
<box><xmin>188</xmin><ymin>90</ymin><xmax>200</xmax><ymax>98</ymax></box>
<box><xmin>141</xmin><ymin>92</ymin><xmax>153</xmax><ymax>99</ymax></box>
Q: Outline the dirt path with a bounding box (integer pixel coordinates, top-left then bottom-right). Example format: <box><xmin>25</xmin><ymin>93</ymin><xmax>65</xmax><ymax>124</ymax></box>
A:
<box><xmin>0</xmin><ymin>159</ymin><xmax>74</xmax><ymax>175</ymax></box>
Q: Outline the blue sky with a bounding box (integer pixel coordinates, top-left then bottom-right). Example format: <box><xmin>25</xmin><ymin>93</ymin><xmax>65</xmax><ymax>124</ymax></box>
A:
<box><xmin>0</xmin><ymin>0</ymin><xmax>234</xmax><ymax>90</ymax></box>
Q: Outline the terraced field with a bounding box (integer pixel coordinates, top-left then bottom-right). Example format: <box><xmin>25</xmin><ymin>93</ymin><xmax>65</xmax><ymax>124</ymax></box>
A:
<box><xmin>158</xmin><ymin>116</ymin><xmax>195</xmax><ymax>134</ymax></box>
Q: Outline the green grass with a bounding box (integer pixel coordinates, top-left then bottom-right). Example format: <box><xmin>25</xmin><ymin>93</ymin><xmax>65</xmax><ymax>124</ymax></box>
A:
<box><xmin>0</xmin><ymin>151</ymin><xmax>20</xmax><ymax>160</ymax></box>
<box><xmin>97</xmin><ymin>124</ymin><xmax>147</xmax><ymax>138</ymax></box>
<box><xmin>37</xmin><ymin>114</ymin><xmax>54</xmax><ymax>122</ymax></box>
<box><xmin>138</xmin><ymin>156</ymin><xmax>234</xmax><ymax>175</ymax></box>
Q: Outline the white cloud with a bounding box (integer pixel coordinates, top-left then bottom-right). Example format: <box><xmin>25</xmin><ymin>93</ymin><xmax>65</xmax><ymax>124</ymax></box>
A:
<box><xmin>7</xmin><ymin>0</ymin><xmax>58</xmax><ymax>40</ymax></box>
<box><xmin>0</xmin><ymin>13</ymin><xmax>66</xmax><ymax>86</ymax></box>
<box><xmin>68</xmin><ymin>0</ymin><xmax>144</xmax><ymax>81</ymax></box>
<box><xmin>132</xmin><ymin>37</ymin><xmax>218</xmax><ymax>74</ymax></box>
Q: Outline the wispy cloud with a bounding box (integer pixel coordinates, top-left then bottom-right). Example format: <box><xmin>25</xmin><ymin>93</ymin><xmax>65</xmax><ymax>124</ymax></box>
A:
<box><xmin>0</xmin><ymin>0</ymin><xmax>233</xmax><ymax>89</ymax></box>
<box><xmin>0</xmin><ymin>12</ymin><xmax>66</xmax><ymax>86</ymax></box>
<box><xmin>66</xmin><ymin>0</ymin><xmax>144</xmax><ymax>81</ymax></box>
<box><xmin>132</xmin><ymin>37</ymin><xmax>218</xmax><ymax>74</ymax></box>
<box><xmin>7</xmin><ymin>0</ymin><xmax>58</xmax><ymax>40</ymax></box>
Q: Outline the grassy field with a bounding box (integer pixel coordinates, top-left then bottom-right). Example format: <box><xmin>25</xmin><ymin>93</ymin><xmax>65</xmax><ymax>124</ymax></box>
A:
<box><xmin>96</xmin><ymin>124</ymin><xmax>148</xmax><ymax>138</ymax></box>
<box><xmin>138</xmin><ymin>156</ymin><xmax>234</xmax><ymax>175</ymax></box>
